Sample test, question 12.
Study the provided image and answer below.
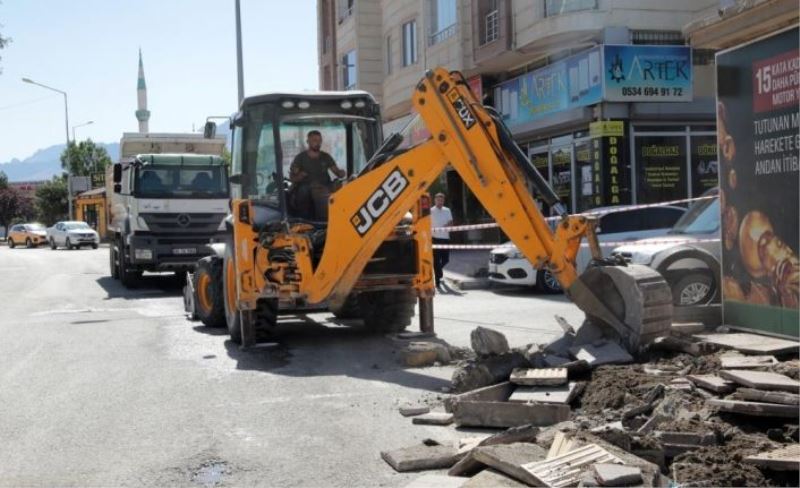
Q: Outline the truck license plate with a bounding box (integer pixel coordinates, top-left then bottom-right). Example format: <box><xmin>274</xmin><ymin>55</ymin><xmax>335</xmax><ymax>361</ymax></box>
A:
<box><xmin>173</xmin><ymin>248</ymin><xmax>197</xmax><ymax>255</ymax></box>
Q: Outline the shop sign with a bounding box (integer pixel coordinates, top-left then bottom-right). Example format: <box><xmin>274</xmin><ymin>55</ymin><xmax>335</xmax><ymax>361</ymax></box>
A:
<box><xmin>589</xmin><ymin>120</ymin><xmax>624</xmax><ymax>138</ymax></box>
<box><xmin>603</xmin><ymin>45</ymin><xmax>692</xmax><ymax>102</ymax></box>
<box><xmin>497</xmin><ymin>46</ymin><xmax>602</xmax><ymax>128</ymax></box>
<box><xmin>635</xmin><ymin>135</ymin><xmax>687</xmax><ymax>204</ymax></box>
<box><xmin>717</xmin><ymin>27</ymin><xmax>799</xmax><ymax>336</ymax></box>
<box><xmin>91</xmin><ymin>171</ymin><xmax>106</xmax><ymax>188</ymax></box>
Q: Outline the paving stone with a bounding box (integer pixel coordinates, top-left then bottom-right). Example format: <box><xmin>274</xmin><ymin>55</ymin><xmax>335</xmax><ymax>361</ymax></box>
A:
<box><xmin>447</xmin><ymin>450</ymin><xmax>485</xmax><ymax>477</ymax></box>
<box><xmin>720</xmin><ymin>354</ymin><xmax>778</xmax><ymax>369</ymax></box>
<box><xmin>509</xmin><ymin>382</ymin><xmax>581</xmax><ymax>404</ymax></box>
<box><xmin>381</xmin><ymin>444</ymin><xmax>460</xmax><ymax>472</ymax></box>
<box><xmin>522</xmin><ymin>444</ymin><xmax>622</xmax><ymax>487</ymax></box>
<box><xmin>404</xmin><ymin>474</ymin><xmax>468</xmax><ymax>488</ymax></box>
<box><xmin>400</xmin><ymin>405</ymin><xmax>431</xmax><ymax>417</ymax></box>
<box><xmin>471</xmin><ymin>327</ymin><xmax>510</xmax><ymax>356</ymax></box>
<box><xmin>412</xmin><ymin>412</ymin><xmax>454</xmax><ymax>425</ymax></box>
<box><xmin>708</xmin><ymin>399</ymin><xmax>799</xmax><ymax>418</ymax></box>
<box><xmin>452</xmin><ymin>393</ymin><xmax>571</xmax><ymax>428</ymax></box>
<box><xmin>687</xmin><ymin>374</ymin><xmax>735</xmax><ymax>394</ymax></box>
<box><xmin>744</xmin><ymin>444</ymin><xmax>800</xmax><ymax>471</ymax></box>
<box><xmin>476</xmin><ymin>424</ymin><xmax>540</xmax><ymax>448</ymax></box>
<box><xmin>593</xmin><ymin>463</ymin><xmax>642</xmax><ymax>486</ymax></box>
<box><xmin>736</xmin><ymin>387</ymin><xmax>800</xmax><ymax>405</ymax></box>
<box><xmin>510</xmin><ymin>367</ymin><xmax>568</xmax><ymax>386</ymax></box>
<box><xmin>719</xmin><ymin>369</ymin><xmax>800</xmax><ymax>393</ymax></box>
<box><xmin>693</xmin><ymin>332</ymin><xmax>799</xmax><ymax>355</ymax></box>
<box><xmin>461</xmin><ymin>469</ymin><xmax>526</xmax><ymax>487</ymax></box>
<box><xmin>471</xmin><ymin>443</ymin><xmax>547</xmax><ymax>486</ymax></box>
<box><xmin>569</xmin><ymin>341</ymin><xmax>633</xmax><ymax>367</ymax></box>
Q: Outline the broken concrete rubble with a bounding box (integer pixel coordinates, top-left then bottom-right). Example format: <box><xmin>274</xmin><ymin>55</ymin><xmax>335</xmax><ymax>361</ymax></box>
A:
<box><xmin>510</xmin><ymin>367</ymin><xmax>568</xmax><ymax>386</ymax></box>
<box><xmin>400</xmin><ymin>405</ymin><xmax>431</xmax><ymax>417</ymax></box>
<box><xmin>461</xmin><ymin>468</ymin><xmax>526</xmax><ymax>487</ymax></box>
<box><xmin>471</xmin><ymin>443</ymin><xmax>547</xmax><ymax>486</ymax></box>
<box><xmin>381</xmin><ymin>444</ymin><xmax>460</xmax><ymax>472</ymax></box>
<box><xmin>735</xmin><ymin>387</ymin><xmax>800</xmax><ymax>405</ymax></box>
<box><xmin>471</xmin><ymin>326</ymin><xmax>510</xmax><ymax>356</ymax></box>
<box><xmin>592</xmin><ymin>463</ymin><xmax>642</xmax><ymax>486</ymax></box>
<box><xmin>401</xmin><ymin>342</ymin><xmax>440</xmax><ymax>367</ymax></box>
<box><xmin>708</xmin><ymin>399</ymin><xmax>799</xmax><ymax>418</ymax></box>
<box><xmin>569</xmin><ymin>340</ymin><xmax>633</xmax><ymax>367</ymax></box>
<box><xmin>450</xmin><ymin>352</ymin><xmax>529</xmax><ymax>393</ymax></box>
<box><xmin>719</xmin><ymin>369</ymin><xmax>800</xmax><ymax>393</ymax></box>
<box><xmin>509</xmin><ymin>382</ymin><xmax>582</xmax><ymax>405</ymax></box>
<box><xmin>403</xmin><ymin>474</ymin><xmax>467</xmax><ymax>488</ymax></box>
<box><xmin>412</xmin><ymin>412</ymin><xmax>454</xmax><ymax>425</ymax></box>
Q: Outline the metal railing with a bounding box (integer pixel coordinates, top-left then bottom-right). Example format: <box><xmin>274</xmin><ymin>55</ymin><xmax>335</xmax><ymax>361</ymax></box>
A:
<box><xmin>429</xmin><ymin>23</ymin><xmax>457</xmax><ymax>46</ymax></box>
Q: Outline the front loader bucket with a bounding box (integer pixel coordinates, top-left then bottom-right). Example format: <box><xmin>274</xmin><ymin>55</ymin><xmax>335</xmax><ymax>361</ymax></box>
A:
<box><xmin>567</xmin><ymin>264</ymin><xmax>673</xmax><ymax>354</ymax></box>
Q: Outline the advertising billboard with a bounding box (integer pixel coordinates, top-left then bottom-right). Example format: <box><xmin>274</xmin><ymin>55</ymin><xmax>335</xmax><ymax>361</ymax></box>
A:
<box><xmin>717</xmin><ymin>27</ymin><xmax>799</xmax><ymax>337</ymax></box>
<box><xmin>603</xmin><ymin>45</ymin><xmax>693</xmax><ymax>102</ymax></box>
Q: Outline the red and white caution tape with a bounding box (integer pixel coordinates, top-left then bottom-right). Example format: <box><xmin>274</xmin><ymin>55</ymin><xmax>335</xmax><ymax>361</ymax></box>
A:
<box><xmin>432</xmin><ymin>238</ymin><xmax>721</xmax><ymax>250</ymax></box>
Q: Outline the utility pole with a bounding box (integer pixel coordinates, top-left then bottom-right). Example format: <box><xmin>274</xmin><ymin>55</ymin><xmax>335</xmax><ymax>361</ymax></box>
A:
<box><xmin>235</xmin><ymin>0</ymin><xmax>245</xmax><ymax>105</ymax></box>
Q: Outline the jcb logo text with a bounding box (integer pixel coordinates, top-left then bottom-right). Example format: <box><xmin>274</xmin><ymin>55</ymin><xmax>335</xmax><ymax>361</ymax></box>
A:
<box><xmin>351</xmin><ymin>168</ymin><xmax>409</xmax><ymax>236</ymax></box>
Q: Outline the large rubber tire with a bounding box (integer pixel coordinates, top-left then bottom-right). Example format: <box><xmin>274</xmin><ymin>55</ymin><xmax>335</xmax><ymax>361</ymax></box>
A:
<box><xmin>8</xmin><ymin>238</ymin><xmax>14</xmax><ymax>248</ymax></box>
<box><xmin>223</xmin><ymin>244</ymin><xmax>243</xmax><ymax>343</ymax></box>
<box><xmin>536</xmin><ymin>269</ymin><xmax>562</xmax><ymax>294</ymax></box>
<box><xmin>50</xmin><ymin>238</ymin><xmax>57</xmax><ymax>250</ymax></box>
<box><xmin>25</xmin><ymin>238</ymin><xmax>33</xmax><ymax>248</ymax></box>
<box><xmin>66</xmin><ymin>237</ymin><xmax>74</xmax><ymax>250</ymax></box>
<box><xmin>109</xmin><ymin>241</ymin><xmax>119</xmax><ymax>279</ymax></box>
<box><xmin>194</xmin><ymin>256</ymin><xmax>226</xmax><ymax>328</ymax></box>
<box><xmin>118</xmin><ymin>239</ymin><xmax>140</xmax><ymax>288</ymax></box>
<box><xmin>672</xmin><ymin>273</ymin><xmax>713</xmax><ymax>307</ymax></box>
<box><xmin>331</xmin><ymin>293</ymin><xmax>361</xmax><ymax>320</ymax></box>
<box><xmin>358</xmin><ymin>289</ymin><xmax>416</xmax><ymax>333</ymax></box>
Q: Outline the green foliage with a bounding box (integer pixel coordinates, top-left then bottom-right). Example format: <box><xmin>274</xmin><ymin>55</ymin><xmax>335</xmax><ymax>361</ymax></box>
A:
<box><xmin>0</xmin><ymin>186</ymin><xmax>25</xmax><ymax>230</ymax></box>
<box><xmin>0</xmin><ymin>21</ymin><xmax>9</xmax><ymax>75</ymax></box>
<box><xmin>0</xmin><ymin>170</ymin><xmax>7</xmax><ymax>189</ymax></box>
<box><xmin>35</xmin><ymin>177</ymin><xmax>68</xmax><ymax>225</ymax></box>
<box><xmin>60</xmin><ymin>139</ymin><xmax>112</xmax><ymax>177</ymax></box>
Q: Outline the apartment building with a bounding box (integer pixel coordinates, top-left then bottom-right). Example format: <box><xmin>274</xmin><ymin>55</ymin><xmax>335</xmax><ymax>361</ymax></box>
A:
<box><xmin>318</xmin><ymin>0</ymin><xmax>725</xmax><ymax>229</ymax></box>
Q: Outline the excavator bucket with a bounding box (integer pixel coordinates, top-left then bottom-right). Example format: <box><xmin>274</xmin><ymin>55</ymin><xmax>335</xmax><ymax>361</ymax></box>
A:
<box><xmin>567</xmin><ymin>264</ymin><xmax>673</xmax><ymax>354</ymax></box>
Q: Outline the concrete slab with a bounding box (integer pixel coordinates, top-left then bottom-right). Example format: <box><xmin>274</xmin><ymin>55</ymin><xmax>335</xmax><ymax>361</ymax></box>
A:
<box><xmin>461</xmin><ymin>469</ymin><xmax>527</xmax><ymax>487</ymax></box>
<box><xmin>569</xmin><ymin>341</ymin><xmax>633</xmax><ymax>367</ymax></box>
<box><xmin>522</xmin><ymin>444</ymin><xmax>622</xmax><ymax>487</ymax></box>
<box><xmin>708</xmin><ymin>399</ymin><xmax>799</xmax><ymax>418</ymax></box>
<box><xmin>471</xmin><ymin>443</ymin><xmax>547</xmax><ymax>486</ymax></box>
<box><xmin>719</xmin><ymin>370</ymin><xmax>800</xmax><ymax>393</ymax></box>
<box><xmin>544</xmin><ymin>355</ymin><xmax>572</xmax><ymax>367</ymax></box>
<box><xmin>744</xmin><ymin>444</ymin><xmax>800</xmax><ymax>471</ymax></box>
<box><xmin>719</xmin><ymin>355</ymin><xmax>778</xmax><ymax>369</ymax></box>
<box><xmin>593</xmin><ymin>463</ymin><xmax>642</xmax><ymax>486</ymax></box>
<box><xmin>404</xmin><ymin>474</ymin><xmax>468</xmax><ymax>488</ymax></box>
<box><xmin>687</xmin><ymin>374</ymin><xmax>735</xmax><ymax>394</ymax></box>
<box><xmin>412</xmin><ymin>412</ymin><xmax>455</xmax><ymax>426</ymax></box>
<box><xmin>476</xmin><ymin>424</ymin><xmax>540</xmax><ymax>448</ymax></box>
<box><xmin>510</xmin><ymin>367</ymin><xmax>568</xmax><ymax>386</ymax></box>
<box><xmin>381</xmin><ymin>445</ymin><xmax>461</xmax><ymax>472</ymax></box>
<box><xmin>509</xmin><ymin>382</ymin><xmax>581</xmax><ymax>404</ymax></box>
<box><xmin>452</xmin><ymin>399</ymin><xmax>571</xmax><ymax>428</ymax></box>
<box><xmin>447</xmin><ymin>451</ymin><xmax>485</xmax><ymax>477</ymax></box>
<box><xmin>670</xmin><ymin>321</ymin><xmax>707</xmax><ymax>336</ymax></box>
<box><xmin>400</xmin><ymin>405</ymin><xmax>431</xmax><ymax>417</ymax></box>
<box><xmin>736</xmin><ymin>387</ymin><xmax>800</xmax><ymax>405</ymax></box>
<box><xmin>693</xmin><ymin>333</ymin><xmax>799</xmax><ymax>355</ymax></box>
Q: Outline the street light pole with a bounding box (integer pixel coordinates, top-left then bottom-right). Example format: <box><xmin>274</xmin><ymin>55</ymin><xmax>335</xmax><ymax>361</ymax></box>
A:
<box><xmin>22</xmin><ymin>77</ymin><xmax>74</xmax><ymax>220</ymax></box>
<box><xmin>72</xmin><ymin>120</ymin><xmax>94</xmax><ymax>142</ymax></box>
<box><xmin>235</xmin><ymin>0</ymin><xmax>244</xmax><ymax>105</ymax></box>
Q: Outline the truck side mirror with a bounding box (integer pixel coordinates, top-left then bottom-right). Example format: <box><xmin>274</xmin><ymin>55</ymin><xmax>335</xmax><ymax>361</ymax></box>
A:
<box><xmin>204</xmin><ymin>121</ymin><xmax>217</xmax><ymax>139</ymax></box>
<box><xmin>112</xmin><ymin>163</ymin><xmax>122</xmax><ymax>183</ymax></box>
<box><xmin>113</xmin><ymin>183</ymin><xmax>121</xmax><ymax>193</ymax></box>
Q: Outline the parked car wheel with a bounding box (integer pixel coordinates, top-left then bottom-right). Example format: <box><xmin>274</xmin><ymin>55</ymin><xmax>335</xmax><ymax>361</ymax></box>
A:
<box><xmin>8</xmin><ymin>237</ymin><xmax>15</xmax><ymax>248</ymax></box>
<box><xmin>25</xmin><ymin>238</ymin><xmax>33</xmax><ymax>248</ymax></box>
<box><xmin>536</xmin><ymin>269</ymin><xmax>562</xmax><ymax>294</ymax></box>
<box><xmin>92</xmin><ymin>243</ymin><xmax>99</xmax><ymax>249</ymax></box>
<box><xmin>672</xmin><ymin>273</ymin><xmax>714</xmax><ymax>307</ymax></box>
<box><xmin>50</xmin><ymin>238</ymin><xmax>57</xmax><ymax>250</ymax></box>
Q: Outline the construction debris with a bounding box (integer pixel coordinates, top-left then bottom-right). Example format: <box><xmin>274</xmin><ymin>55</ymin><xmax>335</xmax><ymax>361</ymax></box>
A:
<box><xmin>399</xmin><ymin>405</ymin><xmax>431</xmax><ymax>417</ymax></box>
<box><xmin>509</xmin><ymin>382</ymin><xmax>582</xmax><ymax>405</ymax></box>
<box><xmin>471</xmin><ymin>443</ymin><xmax>547</xmax><ymax>485</ymax></box>
<box><xmin>381</xmin><ymin>444</ymin><xmax>460</xmax><ymax>472</ymax></box>
<box><xmin>471</xmin><ymin>326</ymin><xmax>510</xmax><ymax>356</ymax></box>
<box><xmin>450</xmin><ymin>352</ymin><xmax>528</xmax><ymax>393</ymax></box>
<box><xmin>735</xmin><ymin>387</ymin><xmax>800</xmax><ymax>405</ymax></box>
<box><xmin>510</xmin><ymin>368</ymin><xmax>568</xmax><ymax>386</ymax></box>
<box><xmin>693</xmin><ymin>332</ymin><xmax>799</xmax><ymax>355</ymax></box>
<box><xmin>461</xmin><ymin>468</ymin><xmax>526</xmax><ymax>487</ymax></box>
<box><xmin>448</xmin><ymin>382</ymin><xmax>571</xmax><ymax>428</ymax></box>
<box><xmin>592</xmin><ymin>463</ymin><xmax>643</xmax><ymax>486</ymax></box>
<box><xmin>401</xmin><ymin>342</ymin><xmax>440</xmax><ymax>367</ymax></box>
<box><xmin>568</xmin><ymin>341</ymin><xmax>633</xmax><ymax>367</ymax></box>
<box><xmin>720</xmin><ymin>354</ymin><xmax>779</xmax><ymax>369</ymax></box>
<box><xmin>744</xmin><ymin>444</ymin><xmax>800</xmax><ymax>471</ymax></box>
<box><xmin>687</xmin><ymin>374</ymin><xmax>735</xmax><ymax>394</ymax></box>
<box><xmin>708</xmin><ymin>398</ymin><xmax>799</xmax><ymax>418</ymax></box>
<box><xmin>412</xmin><ymin>412</ymin><xmax>454</xmax><ymax>426</ymax></box>
<box><xmin>719</xmin><ymin>369</ymin><xmax>800</xmax><ymax>392</ymax></box>
<box><xmin>404</xmin><ymin>474</ymin><xmax>467</xmax><ymax>488</ymax></box>
<box><xmin>522</xmin><ymin>444</ymin><xmax>623</xmax><ymax>487</ymax></box>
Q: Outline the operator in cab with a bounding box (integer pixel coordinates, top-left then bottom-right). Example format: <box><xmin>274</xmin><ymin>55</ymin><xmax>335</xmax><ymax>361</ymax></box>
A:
<box><xmin>288</xmin><ymin>130</ymin><xmax>345</xmax><ymax>221</ymax></box>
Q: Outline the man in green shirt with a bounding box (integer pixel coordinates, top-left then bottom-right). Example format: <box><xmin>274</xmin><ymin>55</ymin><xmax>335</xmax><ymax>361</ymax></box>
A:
<box><xmin>289</xmin><ymin>130</ymin><xmax>345</xmax><ymax>221</ymax></box>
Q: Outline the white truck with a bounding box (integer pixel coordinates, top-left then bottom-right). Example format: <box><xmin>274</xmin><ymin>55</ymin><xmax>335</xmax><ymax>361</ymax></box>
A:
<box><xmin>107</xmin><ymin>132</ymin><xmax>229</xmax><ymax>286</ymax></box>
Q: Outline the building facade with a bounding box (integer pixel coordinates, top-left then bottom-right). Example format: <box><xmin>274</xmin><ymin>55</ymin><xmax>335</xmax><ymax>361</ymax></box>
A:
<box><xmin>318</xmin><ymin>0</ymin><xmax>722</xmax><ymax>234</ymax></box>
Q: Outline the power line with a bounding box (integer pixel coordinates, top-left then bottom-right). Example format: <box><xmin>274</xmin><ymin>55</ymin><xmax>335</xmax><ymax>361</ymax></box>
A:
<box><xmin>0</xmin><ymin>94</ymin><xmax>59</xmax><ymax>111</ymax></box>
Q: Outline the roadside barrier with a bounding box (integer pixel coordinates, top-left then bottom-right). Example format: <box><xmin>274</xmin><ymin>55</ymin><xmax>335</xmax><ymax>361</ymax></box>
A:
<box><xmin>431</xmin><ymin>194</ymin><xmax>718</xmax><ymax>250</ymax></box>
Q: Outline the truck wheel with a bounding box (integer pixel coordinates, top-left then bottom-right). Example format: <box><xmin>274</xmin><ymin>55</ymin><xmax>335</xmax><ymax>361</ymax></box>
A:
<box><xmin>118</xmin><ymin>239</ymin><xmax>140</xmax><ymax>287</ymax></box>
<box><xmin>194</xmin><ymin>256</ymin><xmax>226</xmax><ymax>328</ymax></box>
<box><xmin>223</xmin><ymin>244</ymin><xmax>243</xmax><ymax>343</ymax></box>
<box><xmin>331</xmin><ymin>293</ymin><xmax>361</xmax><ymax>320</ymax></box>
<box><xmin>109</xmin><ymin>242</ymin><xmax>119</xmax><ymax>279</ymax></box>
<box><xmin>358</xmin><ymin>289</ymin><xmax>415</xmax><ymax>333</ymax></box>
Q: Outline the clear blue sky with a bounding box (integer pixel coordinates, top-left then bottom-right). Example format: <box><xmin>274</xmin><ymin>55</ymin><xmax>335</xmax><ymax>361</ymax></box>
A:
<box><xmin>0</xmin><ymin>0</ymin><xmax>318</xmax><ymax>163</ymax></box>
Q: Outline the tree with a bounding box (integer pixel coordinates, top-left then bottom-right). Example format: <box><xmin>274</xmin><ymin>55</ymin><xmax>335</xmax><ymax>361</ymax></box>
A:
<box><xmin>60</xmin><ymin>139</ymin><xmax>112</xmax><ymax>177</ymax></box>
<box><xmin>0</xmin><ymin>186</ymin><xmax>24</xmax><ymax>231</ymax></box>
<box><xmin>0</xmin><ymin>17</ymin><xmax>10</xmax><ymax>75</ymax></box>
<box><xmin>35</xmin><ymin>177</ymin><xmax>68</xmax><ymax>225</ymax></box>
<box><xmin>0</xmin><ymin>170</ymin><xmax>8</xmax><ymax>189</ymax></box>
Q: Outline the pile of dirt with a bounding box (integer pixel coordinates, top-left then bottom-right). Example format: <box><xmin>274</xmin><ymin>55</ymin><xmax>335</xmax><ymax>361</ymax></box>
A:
<box><xmin>671</xmin><ymin>434</ymin><xmax>780</xmax><ymax>487</ymax></box>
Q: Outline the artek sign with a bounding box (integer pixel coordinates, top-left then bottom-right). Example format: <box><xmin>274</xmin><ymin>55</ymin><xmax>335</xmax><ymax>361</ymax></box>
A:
<box><xmin>351</xmin><ymin>168</ymin><xmax>409</xmax><ymax>236</ymax></box>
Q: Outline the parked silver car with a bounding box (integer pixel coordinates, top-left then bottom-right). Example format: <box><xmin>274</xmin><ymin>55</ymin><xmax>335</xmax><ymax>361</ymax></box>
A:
<box><xmin>47</xmin><ymin>221</ymin><xmax>100</xmax><ymax>250</ymax></box>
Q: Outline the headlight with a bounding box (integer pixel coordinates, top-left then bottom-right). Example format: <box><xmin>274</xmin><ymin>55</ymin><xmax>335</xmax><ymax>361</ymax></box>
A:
<box><xmin>508</xmin><ymin>249</ymin><xmax>524</xmax><ymax>259</ymax></box>
<box><xmin>134</xmin><ymin>249</ymin><xmax>153</xmax><ymax>260</ymax></box>
<box><xmin>629</xmin><ymin>251</ymin><xmax>654</xmax><ymax>265</ymax></box>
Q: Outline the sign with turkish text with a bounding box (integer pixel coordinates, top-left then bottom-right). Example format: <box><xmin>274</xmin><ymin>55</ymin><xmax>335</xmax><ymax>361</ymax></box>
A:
<box><xmin>603</xmin><ymin>45</ymin><xmax>692</xmax><ymax>102</ymax></box>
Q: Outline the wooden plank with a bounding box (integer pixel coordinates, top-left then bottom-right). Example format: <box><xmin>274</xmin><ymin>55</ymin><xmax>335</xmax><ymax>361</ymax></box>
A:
<box><xmin>720</xmin><ymin>355</ymin><xmax>778</xmax><ymax>369</ymax></box>
<box><xmin>510</xmin><ymin>368</ymin><xmax>567</xmax><ymax>386</ymax></box>
<box><xmin>744</xmin><ymin>445</ymin><xmax>800</xmax><ymax>471</ymax></box>
<box><xmin>687</xmin><ymin>374</ymin><xmax>736</xmax><ymax>394</ymax></box>
<box><xmin>719</xmin><ymin>370</ymin><xmax>800</xmax><ymax>393</ymax></box>
<box><xmin>509</xmin><ymin>382</ymin><xmax>581</xmax><ymax>404</ymax></box>
<box><xmin>708</xmin><ymin>399</ymin><xmax>799</xmax><ymax>418</ymax></box>
<box><xmin>693</xmin><ymin>333</ymin><xmax>799</xmax><ymax>355</ymax></box>
<box><xmin>737</xmin><ymin>387</ymin><xmax>800</xmax><ymax>405</ymax></box>
<box><xmin>452</xmin><ymin>400</ymin><xmax>571</xmax><ymax>429</ymax></box>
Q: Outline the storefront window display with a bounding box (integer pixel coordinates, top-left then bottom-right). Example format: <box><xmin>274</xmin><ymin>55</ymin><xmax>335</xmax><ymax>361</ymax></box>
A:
<box><xmin>550</xmin><ymin>144</ymin><xmax>573</xmax><ymax>213</ymax></box>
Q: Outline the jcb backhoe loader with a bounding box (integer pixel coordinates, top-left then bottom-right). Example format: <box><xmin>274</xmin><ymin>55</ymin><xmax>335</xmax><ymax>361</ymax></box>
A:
<box><xmin>192</xmin><ymin>68</ymin><xmax>672</xmax><ymax>352</ymax></box>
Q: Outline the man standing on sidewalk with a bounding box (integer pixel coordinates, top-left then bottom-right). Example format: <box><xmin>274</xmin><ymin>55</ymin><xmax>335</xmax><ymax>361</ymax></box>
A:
<box><xmin>431</xmin><ymin>192</ymin><xmax>453</xmax><ymax>291</ymax></box>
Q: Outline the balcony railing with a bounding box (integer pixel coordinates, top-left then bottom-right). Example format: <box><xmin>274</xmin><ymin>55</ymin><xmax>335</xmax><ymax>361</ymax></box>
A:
<box><xmin>428</xmin><ymin>23</ymin><xmax>457</xmax><ymax>46</ymax></box>
<box><xmin>481</xmin><ymin>9</ymin><xmax>499</xmax><ymax>45</ymax></box>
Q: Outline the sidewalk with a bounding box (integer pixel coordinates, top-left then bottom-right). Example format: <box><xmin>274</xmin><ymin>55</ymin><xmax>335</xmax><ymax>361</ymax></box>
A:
<box><xmin>442</xmin><ymin>249</ymin><xmax>492</xmax><ymax>290</ymax></box>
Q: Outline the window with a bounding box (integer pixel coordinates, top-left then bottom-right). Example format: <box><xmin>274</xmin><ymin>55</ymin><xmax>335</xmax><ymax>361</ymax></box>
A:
<box><xmin>631</xmin><ymin>30</ymin><xmax>684</xmax><ymax>45</ymax></box>
<box><xmin>402</xmin><ymin>20</ymin><xmax>417</xmax><ymax>66</ymax></box>
<box><xmin>429</xmin><ymin>0</ymin><xmax>457</xmax><ymax>45</ymax></box>
<box><xmin>386</xmin><ymin>36</ymin><xmax>392</xmax><ymax>75</ymax></box>
<box><xmin>338</xmin><ymin>0</ymin><xmax>354</xmax><ymax>22</ymax></box>
<box><xmin>342</xmin><ymin>50</ymin><xmax>357</xmax><ymax>90</ymax></box>
<box><xmin>479</xmin><ymin>0</ymin><xmax>499</xmax><ymax>46</ymax></box>
<box><xmin>545</xmin><ymin>0</ymin><xmax>596</xmax><ymax>17</ymax></box>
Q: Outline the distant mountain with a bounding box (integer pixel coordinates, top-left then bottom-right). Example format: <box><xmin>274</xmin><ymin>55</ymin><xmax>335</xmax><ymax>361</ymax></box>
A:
<box><xmin>0</xmin><ymin>143</ymin><xmax>120</xmax><ymax>182</ymax></box>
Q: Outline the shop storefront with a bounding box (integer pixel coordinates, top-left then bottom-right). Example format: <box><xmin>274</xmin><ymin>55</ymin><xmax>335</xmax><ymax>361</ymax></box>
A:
<box><xmin>75</xmin><ymin>187</ymin><xmax>108</xmax><ymax>240</ymax></box>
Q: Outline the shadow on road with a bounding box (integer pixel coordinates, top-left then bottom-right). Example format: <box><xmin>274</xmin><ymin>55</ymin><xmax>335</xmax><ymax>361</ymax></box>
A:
<box><xmin>217</xmin><ymin>316</ymin><xmax>452</xmax><ymax>393</ymax></box>
<box><xmin>96</xmin><ymin>275</ymin><xmax>185</xmax><ymax>300</ymax></box>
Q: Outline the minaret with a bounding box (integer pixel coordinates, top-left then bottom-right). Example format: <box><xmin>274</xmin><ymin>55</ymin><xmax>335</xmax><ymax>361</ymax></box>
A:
<box><xmin>135</xmin><ymin>48</ymin><xmax>151</xmax><ymax>133</ymax></box>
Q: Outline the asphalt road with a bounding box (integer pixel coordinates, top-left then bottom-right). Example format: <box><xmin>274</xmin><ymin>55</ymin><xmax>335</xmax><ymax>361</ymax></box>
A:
<box><xmin>0</xmin><ymin>244</ymin><xmax>583</xmax><ymax>487</ymax></box>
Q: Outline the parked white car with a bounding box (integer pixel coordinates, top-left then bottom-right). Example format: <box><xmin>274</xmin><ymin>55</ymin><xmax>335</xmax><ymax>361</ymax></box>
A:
<box><xmin>612</xmin><ymin>188</ymin><xmax>720</xmax><ymax>307</ymax></box>
<box><xmin>488</xmin><ymin>205</ymin><xmax>687</xmax><ymax>293</ymax></box>
<box><xmin>47</xmin><ymin>221</ymin><xmax>100</xmax><ymax>250</ymax></box>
